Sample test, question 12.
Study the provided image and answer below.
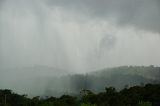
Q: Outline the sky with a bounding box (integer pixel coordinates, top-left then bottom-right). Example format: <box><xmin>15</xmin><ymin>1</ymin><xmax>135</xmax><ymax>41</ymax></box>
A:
<box><xmin>0</xmin><ymin>0</ymin><xmax>160</xmax><ymax>73</ymax></box>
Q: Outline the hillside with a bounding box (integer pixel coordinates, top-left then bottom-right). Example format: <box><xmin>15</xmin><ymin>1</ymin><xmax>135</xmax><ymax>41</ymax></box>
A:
<box><xmin>45</xmin><ymin>66</ymin><xmax>160</xmax><ymax>96</ymax></box>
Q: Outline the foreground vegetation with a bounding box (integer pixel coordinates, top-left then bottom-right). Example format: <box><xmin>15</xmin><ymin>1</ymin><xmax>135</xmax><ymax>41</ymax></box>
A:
<box><xmin>0</xmin><ymin>84</ymin><xmax>160</xmax><ymax>106</ymax></box>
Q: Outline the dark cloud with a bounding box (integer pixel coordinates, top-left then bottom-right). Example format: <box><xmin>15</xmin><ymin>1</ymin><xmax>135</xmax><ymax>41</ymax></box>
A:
<box><xmin>46</xmin><ymin>0</ymin><xmax>160</xmax><ymax>33</ymax></box>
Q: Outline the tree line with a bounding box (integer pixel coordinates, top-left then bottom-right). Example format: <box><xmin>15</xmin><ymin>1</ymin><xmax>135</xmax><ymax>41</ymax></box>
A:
<box><xmin>0</xmin><ymin>83</ymin><xmax>160</xmax><ymax>106</ymax></box>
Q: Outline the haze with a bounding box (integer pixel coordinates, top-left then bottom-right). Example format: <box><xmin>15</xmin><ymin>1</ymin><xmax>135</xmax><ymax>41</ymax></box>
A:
<box><xmin>0</xmin><ymin>0</ymin><xmax>160</xmax><ymax>96</ymax></box>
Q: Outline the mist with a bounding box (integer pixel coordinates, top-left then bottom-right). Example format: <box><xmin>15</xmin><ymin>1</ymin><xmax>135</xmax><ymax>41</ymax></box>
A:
<box><xmin>0</xmin><ymin>0</ymin><xmax>160</xmax><ymax>97</ymax></box>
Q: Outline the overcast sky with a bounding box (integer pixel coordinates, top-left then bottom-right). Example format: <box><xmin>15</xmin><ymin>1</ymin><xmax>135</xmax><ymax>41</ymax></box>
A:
<box><xmin>0</xmin><ymin>0</ymin><xmax>160</xmax><ymax>73</ymax></box>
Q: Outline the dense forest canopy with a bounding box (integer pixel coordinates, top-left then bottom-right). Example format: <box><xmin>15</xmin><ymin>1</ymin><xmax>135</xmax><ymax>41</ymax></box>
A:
<box><xmin>0</xmin><ymin>84</ymin><xmax>160</xmax><ymax>106</ymax></box>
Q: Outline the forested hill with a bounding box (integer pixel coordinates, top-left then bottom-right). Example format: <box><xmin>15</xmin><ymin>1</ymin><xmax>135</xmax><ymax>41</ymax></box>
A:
<box><xmin>87</xmin><ymin>66</ymin><xmax>160</xmax><ymax>90</ymax></box>
<box><xmin>45</xmin><ymin>66</ymin><xmax>160</xmax><ymax>96</ymax></box>
<box><xmin>92</xmin><ymin>65</ymin><xmax>160</xmax><ymax>80</ymax></box>
<box><xmin>0</xmin><ymin>84</ymin><xmax>160</xmax><ymax>106</ymax></box>
<box><xmin>0</xmin><ymin>66</ymin><xmax>160</xmax><ymax>97</ymax></box>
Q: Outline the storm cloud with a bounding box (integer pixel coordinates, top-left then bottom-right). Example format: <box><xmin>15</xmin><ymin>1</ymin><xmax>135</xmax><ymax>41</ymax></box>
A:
<box><xmin>0</xmin><ymin>0</ymin><xmax>160</xmax><ymax>96</ymax></box>
<box><xmin>0</xmin><ymin>0</ymin><xmax>160</xmax><ymax>70</ymax></box>
<box><xmin>46</xmin><ymin>0</ymin><xmax>160</xmax><ymax>32</ymax></box>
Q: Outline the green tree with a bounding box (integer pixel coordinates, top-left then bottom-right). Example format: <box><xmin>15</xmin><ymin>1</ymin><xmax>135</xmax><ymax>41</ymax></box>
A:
<box><xmin>80</xmin><ymin>103</ymin><xmax>97</xmax><ymax>106</ymax></box>
<box><xmin>138</xmin><ymin>101</ymin><xmax>152</xmax><ymax>106</ymax></box>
